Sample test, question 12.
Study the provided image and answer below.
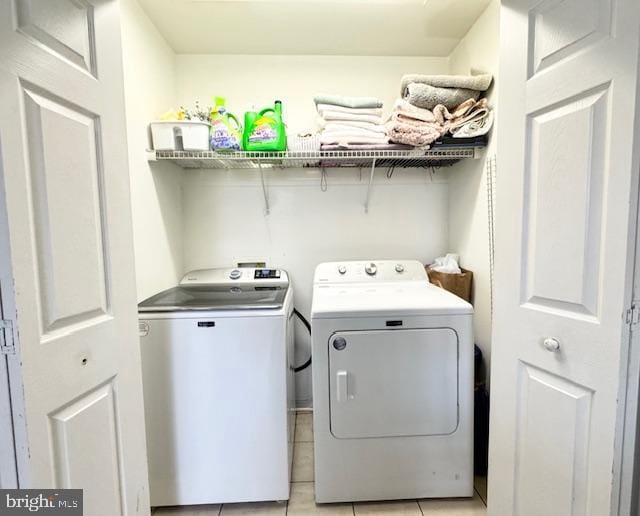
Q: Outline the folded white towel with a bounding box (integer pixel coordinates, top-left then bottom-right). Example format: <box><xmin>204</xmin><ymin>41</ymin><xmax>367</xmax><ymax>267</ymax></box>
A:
<box><xmin>323</xmin><ymin>130</ymin><xmax>388</xmax><ymax>141</ymax></box>
<box><xmin>316</xmin><ymin>103</ymin><xmax>383</xmax><ymax>117</ymax></box>
<box><xmin>320</xmin><ymin>134</ymin><xmax>389</xmax><ymax>145</ymax></box>
<box><xmin>318</xmin><ymin>119</ymin><xmax>387</xmax><ymax>133</ymax></box>
<box><xmin>321</xmin><ymin>111</ymin><xmax>383</xmax><ymax>125</ymax></box>
<box><xmin>322</xmin><ymin>125</ymin><xmax>388</xmax><ymax>138</ymax></box>
<box><xmin>314</xmin><ymin>94</ymin><xmax>383</xmax><ymax>109</ymax></box>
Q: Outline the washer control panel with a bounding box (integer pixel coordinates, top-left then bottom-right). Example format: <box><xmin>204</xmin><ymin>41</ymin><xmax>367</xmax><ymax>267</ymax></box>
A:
<box><xmin>181</xmin><ymin>267</ymin><xmax>288</xmax><ymax>289</ymax></box>
<box><xmin>254</xmin><ymin>268</ymin><xmax>282</xmax><ymax>279</ymax></box>
<box><xmin>315</xmin><ymin>260</ymin><xmax>428</xmax><ymax>284</ymax></box>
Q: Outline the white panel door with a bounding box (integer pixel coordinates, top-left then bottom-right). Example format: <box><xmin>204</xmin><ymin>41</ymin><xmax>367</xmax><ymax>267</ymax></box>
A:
<box><xmin>488</xmin><ymin>1</ymin><xmax>640</xmax><ymax>515</ymax></box>
<box><xmin>0</xmin><ymin>1</ymin><xmax>150</xmax><ymax>514</ymax></box>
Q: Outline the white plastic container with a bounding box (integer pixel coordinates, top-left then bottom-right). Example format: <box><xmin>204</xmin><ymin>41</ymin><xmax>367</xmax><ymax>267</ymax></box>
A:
<box><xmin>150</xmin><ymin>121</ymin><xmax>211</xmax><ymax>151</ymax></box>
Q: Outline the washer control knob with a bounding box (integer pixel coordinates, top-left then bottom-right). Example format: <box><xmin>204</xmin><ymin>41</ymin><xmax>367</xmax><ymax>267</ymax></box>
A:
<box><xmin>365</xmin><ymin>262</ymin><xmax>377</xmax><ymax>276</ymax></box>
<box><xmin>395</xmin><ymin>263</ymin><xmax>405</xmax><ymax>273</ymax></box>
<box><xmin>229</xmin><ymin>269</ymin><xmax>242</xmax><ymax>280</ymax></box>
<box><xmin>338</xmin><ymin>265</ymin><xmax>347</xmax><ymax>275</ymax></box>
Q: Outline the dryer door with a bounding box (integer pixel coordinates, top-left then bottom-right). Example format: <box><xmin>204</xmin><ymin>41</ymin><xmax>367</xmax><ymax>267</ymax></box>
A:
<box><xmin>329</xmin><ymin>328</ymin><xmax>458</xmax><ymax>439</ymax></box>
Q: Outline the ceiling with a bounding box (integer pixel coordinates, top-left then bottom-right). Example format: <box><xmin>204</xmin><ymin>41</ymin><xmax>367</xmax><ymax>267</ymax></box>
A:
<box><xmin>137</xmin><ymin>0</ymin><xmax>492</xmax><ymax>56</ymax></box>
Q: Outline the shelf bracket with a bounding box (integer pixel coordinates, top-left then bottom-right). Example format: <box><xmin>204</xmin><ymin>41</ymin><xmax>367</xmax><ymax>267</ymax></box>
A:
<box><xmin>258</xmin><ymin>160</ymin><xmax>270</xmax><ymax>215</ymax></box>
<box><xmin>364</xmin><ymin>158</ymin><xmax>376</xmax><ymax>213</ymax></box>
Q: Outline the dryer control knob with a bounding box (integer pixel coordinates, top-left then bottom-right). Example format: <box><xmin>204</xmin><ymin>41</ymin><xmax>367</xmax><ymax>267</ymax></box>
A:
<box><xmin>333</xmin><ymin>337</ymin><xmax>347</xmax><ymax>350</ymax></box>
<box><xmin>338</xmin><ymin>265</ymin><xmax>347</xmax><ymax>275</ymax></box>
<box><xmin>229</xmin><ymin>269</ymin><xmax>242</xmax><ymax>280</ymax></box>
<box><xmin>365</xmin><ymin>262</ymin><xmax>377</xmax><ymax>276</ymax></box>
<box><xmin>395</xmin><ymin>263</ymin><xmax>405</xmax><ymax>273</ymax></box>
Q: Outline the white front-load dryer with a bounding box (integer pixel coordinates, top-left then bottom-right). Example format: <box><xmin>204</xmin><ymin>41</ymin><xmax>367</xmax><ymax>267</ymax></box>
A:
<box><xmin>311</xmin><ymin>260</ymin><xmax>474</xmax><ymax>503</ymax></box>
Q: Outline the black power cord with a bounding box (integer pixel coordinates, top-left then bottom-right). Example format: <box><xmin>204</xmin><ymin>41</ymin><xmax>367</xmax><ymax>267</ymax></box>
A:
<box><xmin>293</xmin><ymin>308</ymin><xmax>312</xmax><ymax>372</ymax></box>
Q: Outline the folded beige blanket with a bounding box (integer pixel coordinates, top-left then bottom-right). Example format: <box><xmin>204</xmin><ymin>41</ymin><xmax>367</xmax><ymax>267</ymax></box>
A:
<box><xmin>386</xmin><ymin>98</ymin><xmax>444</xmax><ymax>146</ymax></box>
<box><xmin>386</xmin><ymin>120</ymin><xmax>444</xmax><ymax>147</ymax></box>
<box><xmin>387</xmin><ymin>98</ymin><xmax>438</xmax><ymax>124</ymax></box>
<box><xmin>436</xmin><ymin>98</ymin><xmax>491</xmax><ymax>132</ymax></box>
<box><xmin>452</xmin><ymin>110</ymin><xmax>494</xmax><ymax>138</ymax></box>
<box><xmin>400</xmin><ymin>73</ymin><xmax>493</xmax><ymax>95</ymax></box>
<box><xmin>386</xmin><ymin>97</ymin><xmax>491</xmax><ymax>147</ymax></box>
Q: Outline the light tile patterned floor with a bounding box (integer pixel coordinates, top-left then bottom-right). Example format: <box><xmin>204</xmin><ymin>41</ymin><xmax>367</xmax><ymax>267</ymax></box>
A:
<box><xmin>154</xmin><ymin>411</ymin><xmax>488</xmax><ymax>515</ymax></box>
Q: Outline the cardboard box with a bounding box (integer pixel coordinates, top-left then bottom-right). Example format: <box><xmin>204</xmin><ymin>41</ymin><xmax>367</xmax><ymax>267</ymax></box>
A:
<box><xmin>426</xmin><ymin>266</ymin><xmax>473</xmax><ymax>303</ymax></box>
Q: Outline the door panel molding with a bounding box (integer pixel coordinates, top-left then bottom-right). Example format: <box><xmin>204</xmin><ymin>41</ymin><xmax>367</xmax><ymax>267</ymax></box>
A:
<box><xmin>513</xmin><ymin>362</ymin><xmax>592</xmax><ymax>516</ymax></box>
<box><xmin>20</xmin><ymin>82</ymin><xmax>111</xmax><ymax>339</ymax></box>
<box><xmin>14</xmin><ymin>0</ymin><xmax>96</xmax><ymax>77</ymax></box>
<box><xmin>527</xmin><ymin>0</ymin><xmax>613</xmax><ymax>78</ymax></box>
<box><xmin>50</xmin><ymin>378</ymin><xmax>124</xmax><ymax>515</ymax></box>
<box><xmin>521</xmin><ymin>83</ymin><xmax>610</xmax><ymax>322</ymax></box>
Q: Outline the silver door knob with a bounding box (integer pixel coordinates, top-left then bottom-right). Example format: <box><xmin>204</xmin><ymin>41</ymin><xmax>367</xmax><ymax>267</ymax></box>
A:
<box><xmin>365</xmin><ymin>263</ymin><xmax>377</xmax><ymax>275</ymax></box>
<box><xmin>542</xmin><ymin>337</ymin><xmax>561</xmax><ymax>352</ymax></box>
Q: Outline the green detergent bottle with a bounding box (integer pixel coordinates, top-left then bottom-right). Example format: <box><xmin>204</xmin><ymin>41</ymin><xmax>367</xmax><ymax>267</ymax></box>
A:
<box><xmin>209</xmin><ymin>96</ymin><xmax>242</xmax><ymax>151</ymax></box>
<box><xmin>243</xmin><ymin>100</ymin><xmax>287</xmax><ymax>151</ymax></box>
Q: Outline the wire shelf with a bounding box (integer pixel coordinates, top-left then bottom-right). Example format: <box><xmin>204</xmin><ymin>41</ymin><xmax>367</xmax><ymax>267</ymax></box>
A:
<box><xmin>149</xmin><ymin>148</ymin><xmax>482</xmax><ymax>169</ymax></box>
<box><xmin>148</xmin><ymin>147</ymin><xmax>484</xmax><ymax>214</ymax></box>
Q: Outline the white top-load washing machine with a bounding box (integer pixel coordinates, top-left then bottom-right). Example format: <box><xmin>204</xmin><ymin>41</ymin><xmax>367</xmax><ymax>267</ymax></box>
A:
<box><xmin>311</xmin><ymin>260</ymin><xmax>474</xmax><ymax>503</ymax></box>
<box><xmin>138</xmin><ymin>268</ymin><xmax>295</xmax><ymax>507</ymax></box>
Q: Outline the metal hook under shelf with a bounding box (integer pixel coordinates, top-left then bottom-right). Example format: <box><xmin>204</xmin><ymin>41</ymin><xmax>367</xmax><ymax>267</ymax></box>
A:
<box><xmin>320</xmin><ymin>167</ymin><xmax>328</xmax><ymax>192</ymax></box>
<box><xmin>258</xmin><ymin>161</ymin><xmax>270</xmax><ymax>215</ymax></box>
<box><xmin>364</xmin><ymin>158</ymin><xmax>377</xmax><ymax>213</ymax></box>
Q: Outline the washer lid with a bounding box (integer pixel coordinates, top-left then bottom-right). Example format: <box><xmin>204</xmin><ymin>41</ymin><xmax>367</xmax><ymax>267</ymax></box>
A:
<box><xmin>138</xmin><ymin>285</ymin><xmax>287</xmax><ymax>312</ymax></box>
<box><xmin>311</xmin><ymin>281</ymin><xmax>473</xmax><ymax>318</ymax></box>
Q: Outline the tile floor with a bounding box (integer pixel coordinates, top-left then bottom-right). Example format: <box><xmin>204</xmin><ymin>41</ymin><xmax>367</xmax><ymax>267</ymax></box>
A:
<box><xmin>154</xmin><ymin>411</ymin><xmax>488</xmax><ymax>515</ymax></box>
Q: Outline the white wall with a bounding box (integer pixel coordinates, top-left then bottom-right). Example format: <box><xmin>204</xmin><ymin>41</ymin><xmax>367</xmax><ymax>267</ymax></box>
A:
<box><xmin>447</xmin><ymin>0</ymin><xmax>500</xmax><ymax>385</ymax></box>
<box><xmin>183</xmin><ymin>169</ymin><xmax>449</xmax><ymax>406</ymax></box>
<box><xmin>120</xmin><ymin>0</ymin><xmax>184</xmax><ymax>302</ymax></box>
<box><xmin>176</xmin><ymin>55</ymin><xmax>449</xmax><ymax>135</ymax></box>
<box><xmin>177</xmin><ymin>54</ymin><xmax>450</xmax><ymax>405</ymax></box>
<box><xmin>121</xmin><ymin>15</ymin><xmax>498</xmax><ymax>404</ymax></box>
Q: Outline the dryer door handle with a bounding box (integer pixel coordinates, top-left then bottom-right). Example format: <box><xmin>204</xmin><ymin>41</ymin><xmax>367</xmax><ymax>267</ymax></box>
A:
<box><xmin>336</xmin><ymin>370</ymin><xmax>349</xmax><ymax>402</ymax></box>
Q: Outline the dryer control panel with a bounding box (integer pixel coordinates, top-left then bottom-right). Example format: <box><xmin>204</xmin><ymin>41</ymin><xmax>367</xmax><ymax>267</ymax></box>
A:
<box><xmin>314</xmin><ymin>260</ymin><xmax>428</xmax><ymax>284</ymax></box>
